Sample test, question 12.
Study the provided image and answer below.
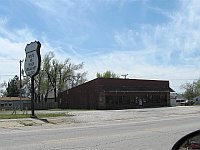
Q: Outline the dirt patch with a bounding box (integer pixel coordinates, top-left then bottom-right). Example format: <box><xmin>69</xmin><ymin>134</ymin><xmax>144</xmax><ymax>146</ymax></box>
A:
<box><xmin>18</xmin><ymin>120</ymin><xmax>43</xmax><ymax>126</ymax></box>
<box><xmin>47</xmin><ymin>117</ymin><xmax>75</xmax><ymax>124</ymax></box>
<box><xmin>0</xmin><ymin>121</ymin><xmax>24</xmax><ymax>128</ymax></box>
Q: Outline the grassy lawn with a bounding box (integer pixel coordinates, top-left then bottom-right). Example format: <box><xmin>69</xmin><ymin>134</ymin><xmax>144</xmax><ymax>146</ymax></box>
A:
<box><xmin>0</xmin><ymin>112</ymin><xmax>68</xmax><ymax>119</ymax></box>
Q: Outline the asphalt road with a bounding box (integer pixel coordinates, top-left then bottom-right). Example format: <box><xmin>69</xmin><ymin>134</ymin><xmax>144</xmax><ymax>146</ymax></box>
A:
<box><xmin>0</xmin><ymin>112</ymin><xmax>200</xmax><ymax>150</ymax></box>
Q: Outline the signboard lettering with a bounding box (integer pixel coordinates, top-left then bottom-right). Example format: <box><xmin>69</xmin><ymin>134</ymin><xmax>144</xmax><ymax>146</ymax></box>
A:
<box><xmin>24</xmin><ymin>41</ymin><xmax>41</xmax><ymax>77</ymax></box>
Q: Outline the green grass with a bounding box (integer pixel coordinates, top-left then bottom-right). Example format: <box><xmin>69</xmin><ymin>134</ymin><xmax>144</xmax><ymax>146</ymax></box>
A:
<box><xmin>0</xmin><ymin>114</ymin><xmax>31</xmax><ymax>119</ymax></box>
<box><xmin>0</xmin><ymin>113</ymin><xmax>68</xmax><ymax>119</ymax></box>
<box><xmin>48</xmin><ymin>109</ymin><xmax>95</xmax><ymax>111</ymax></box>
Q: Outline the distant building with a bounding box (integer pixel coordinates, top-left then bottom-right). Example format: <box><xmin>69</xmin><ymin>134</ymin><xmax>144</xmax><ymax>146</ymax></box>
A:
<box><xmin>0</xmin><ymin>94</ymin><xmax>58</xmax><ymax>110</ymax></box>
<box><xmin>193</xmin><ymin>95</ymin><xmax>200</xmax><ymax>105</ymax></box>
<box><xmin>170</xmin><ymin>93</ymin><xmax>178</xmax><ymax>107</ymax></box>
<box><xmin>58</xmin><ymin>78</ymin><xmax>174</xmax><ymax>109</ymax></box>
<box><xmin>0</xmin><ymin>97</ymin><xmax>31</xmax><ymax>110</ymax></box>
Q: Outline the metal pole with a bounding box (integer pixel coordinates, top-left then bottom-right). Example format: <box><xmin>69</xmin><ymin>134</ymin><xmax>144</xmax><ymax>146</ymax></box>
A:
<box><xmin>19</xmin><ymin>60</ymin><xmax>23</xmax><ymax>110</ymax></box>
<box><xmin>31</xmin><ymin>76</ymin><xmax>35</xmax><ymax>117</ymax></box>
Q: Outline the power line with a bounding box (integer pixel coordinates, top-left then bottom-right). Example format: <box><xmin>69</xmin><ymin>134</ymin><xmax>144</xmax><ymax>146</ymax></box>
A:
<box><xmin>0</xmin><ymin>59</ymin><xmax>19</xmax><ymax>62</ymax></box>
<box><xmin>0</xmin><ymin>74</ymin><xmax>17</xmax><ymax>76</ymax></box>
<box><xmin>157</xmin><ymin>78</ymin><xmax>198</xmax><ymax>81</ymax></box>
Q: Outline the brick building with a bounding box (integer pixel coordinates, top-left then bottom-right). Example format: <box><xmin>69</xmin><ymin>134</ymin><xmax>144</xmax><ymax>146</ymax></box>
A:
<box><xmin>58</xmin><ymin>78</ymin><xmax>174</xmax><ymax>109</ymax></box>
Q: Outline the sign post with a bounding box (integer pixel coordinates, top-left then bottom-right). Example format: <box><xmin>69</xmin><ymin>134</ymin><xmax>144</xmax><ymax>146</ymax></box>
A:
<box><xmin>24</xmin><ymin>41</ymin><xmax>41</xmax><ymax>117</ymax></box>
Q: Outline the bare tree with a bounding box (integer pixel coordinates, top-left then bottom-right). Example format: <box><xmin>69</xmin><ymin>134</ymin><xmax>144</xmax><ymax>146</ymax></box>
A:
<box><xmin>41</xmin><ymin>51</ymin><xmax>87</xmax><ymax>102</ymax></box>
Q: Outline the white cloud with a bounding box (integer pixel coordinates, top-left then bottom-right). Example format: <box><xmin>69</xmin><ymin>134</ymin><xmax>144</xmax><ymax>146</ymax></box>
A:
<box><xmin>0</xmin><ymin>25</ymin><xmax>69</xmax><ymax>82</ymax></box>
<box><xmin>0</xmin><ymin>16</ymin><xmax>8</xmax><ymax>26</ymax></box>
<box><xmin>28</xmin><ymin>0</ymin><xmax>95</xmax><ymax>29</ymax></box>
<box><xmin>112</xmin><ymin>0</ymin><xmax>200</xmax><ymax>67</ymax></box>
<box><xmin>81</xmin><ymin>0</ymin><xmax>200</xmax><ymax>93</ymax></box>
<box><xmin>83</xmin><ymin>49</ymin><xmax>199</xmax><ymax>93</ymax></box>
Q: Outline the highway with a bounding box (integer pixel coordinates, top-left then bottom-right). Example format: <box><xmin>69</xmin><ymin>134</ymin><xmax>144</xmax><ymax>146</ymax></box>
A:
<box><xmin>0</xmin><ymin>112</ymin><xmax>200</xmax><ymax>150</ymax></box>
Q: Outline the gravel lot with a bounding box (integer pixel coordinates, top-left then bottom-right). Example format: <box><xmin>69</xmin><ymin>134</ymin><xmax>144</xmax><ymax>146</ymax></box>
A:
<box><xmin>0</xmin><ymin>106</ymin><xmax>199</xmax><ymax>129</ymax></box>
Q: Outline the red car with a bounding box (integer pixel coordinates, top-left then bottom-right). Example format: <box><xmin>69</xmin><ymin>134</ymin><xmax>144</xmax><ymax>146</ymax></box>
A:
<box><xmin>184</xmin><ymin>141</ymin><xmax>200</xmax><ymax>149</ymax></box>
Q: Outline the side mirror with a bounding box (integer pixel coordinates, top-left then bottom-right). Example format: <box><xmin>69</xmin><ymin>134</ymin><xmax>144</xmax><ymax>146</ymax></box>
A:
<box><xmin>172</xmin><ymin>130</ymin><xmax>200</xmax><ymax>150</ymax></box>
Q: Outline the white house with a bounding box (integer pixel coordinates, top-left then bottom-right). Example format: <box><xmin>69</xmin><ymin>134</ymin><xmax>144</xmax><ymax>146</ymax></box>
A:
<box><xmin>193</xmin><ymin>95</ymin><xmax>200</xmax><ymax>105</ymax></box>
<box><xmin>170</xmin><ymin>93</ymin><xmax>188</xmax><ymax>106</ymax></box>
<box><xmin>0</xmin><ymin>97</ymin><xmax>31</xmax><ymax>110</ymax></box>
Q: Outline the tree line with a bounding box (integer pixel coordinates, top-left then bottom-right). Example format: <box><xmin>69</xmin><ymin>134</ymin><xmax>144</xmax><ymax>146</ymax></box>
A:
<box><xmin>4</xmin><ymin>54</ymin><xmax>200</xmax><ymax>102</ymax></box>
<box><xmin>4</xmin><ymin>69</ymin><xmax>119</xmax><ymax>100</ymax></box>
<box><xmin>96</xmin><ymin>70</ymin><xmax>119</xmax><ymax>78</ymax></box>
<box><xmin>4</xmin><ymin>52</ymin><xmax>87</xmax><ymax>102</ymax></box>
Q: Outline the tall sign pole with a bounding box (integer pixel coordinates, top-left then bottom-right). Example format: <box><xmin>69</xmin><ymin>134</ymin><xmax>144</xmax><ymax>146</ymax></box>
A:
<box><xmin>19</xmin><ymin>60</ymin><xmax>24</xmax><ymax>111</ymax></box>
<box><xmin>24</xmin><ymin>41</ymin><xmax>41</xmax><ymax>117</ymax></box>
<box><xmin>31</xmin><ymin>77</ymin><xmax>35</xmax><ymax>117</ymax></box>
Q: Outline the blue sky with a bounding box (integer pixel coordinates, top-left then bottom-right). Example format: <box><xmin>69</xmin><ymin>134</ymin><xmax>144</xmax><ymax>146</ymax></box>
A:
<box><xmin>0</xmin><ymin>0</ymin><xmax>200</xmax><ymax>93</ymax></box>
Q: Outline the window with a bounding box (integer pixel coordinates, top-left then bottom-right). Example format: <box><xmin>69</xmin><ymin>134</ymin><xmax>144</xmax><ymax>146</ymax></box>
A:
<box><xmin>143</xmin><ymin>98</ymin><xmax>146</xmax><ymax>103</ymax></box>
<box><xmin>149</xmin><ymin>95</ymin><xmax>153</xmax><ymax>102</ymax></box>
<box><xmin>112</xmin><ymin>99</ymin><xmax>115</xmax><ymax>104</ymax></box>
<box><xmin>156</xmin><ymin>95</ymin><xmax>160</xmax><ymax>103</ymax></box>
<box><xmin>106</xmin><ymin>96</ymin><xmax>113</xmax><ymax>104</ymax></box>
<box><xmin>160</xmin><ymin>95</ymin><xmax>165</xmax><ymax>101</ymax></box>
<box><xmin>1</xmin><ymin>103</ymin><xmax>4</xmax><ymax>107</ymax></box>
<box><xmin>9</xmin><ymin>103</ymin><xmax>12</xmax><ymax>107</ymax></box>
<box><xmin>4</xmin><ymin>103</ymin><xmax>7</xmax><ymax>106</ymax></box>
<box><xmin>106</xmin><ymin>96</ymin><xmax>114</xmax><ymax>105</ymax></box>
<box><xmin>119</xmin><ymin>96</ymin><xmax>122</xmax><ymax>104</ymax></box>
<box><xmin>130</xmin><ymin>96</ymin><xmax>135</xmax><ymax>104</ymax></box>
<box><xmin>123</xmin><ymin>96</ymin><xmax>130</xmax><ymax>104</ymax></box>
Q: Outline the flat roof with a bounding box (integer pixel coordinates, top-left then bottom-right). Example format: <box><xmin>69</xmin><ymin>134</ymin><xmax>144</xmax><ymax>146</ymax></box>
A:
<box><xmin>65</xmin><ymin>78</ymin><xmax>174</xmax><ymax>92</ymax></box>
<box><xmin>0</xmin><ymin>97</ymin><xmax>31</xmax><ymax>101</ymax></box>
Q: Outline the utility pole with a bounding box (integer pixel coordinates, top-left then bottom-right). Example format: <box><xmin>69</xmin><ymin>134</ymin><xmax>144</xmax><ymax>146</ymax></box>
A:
<box><xmin>19</xmin><ymin>60</ymin><xmax>23</xmax><ymax>110</ymax></box>
<box><xmin>121</xmin><ymin>74</ymin><xmax>128</xmax><ymax>79</ymax></box>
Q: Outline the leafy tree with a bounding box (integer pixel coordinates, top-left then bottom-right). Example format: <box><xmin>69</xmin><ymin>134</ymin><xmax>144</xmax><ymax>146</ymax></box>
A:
<box><xmin>34</xmin><ymin>69</ymin><xmax>46</xmax><ymax>102</ymax></box>
<box><xmin>21</xmin><ymin>76</ymin><xmax>31</xmax><ymax>98</ymax></box>
<box><xmin>0</xmin><ymin>81</ymin><xmax>7</xmax><ymax>96</ymax></box>
<box><xmin>71</xmin><ymin>72</ymin><xmax>87</xmax><ymax>87</ymax></box>
<box><xmin>194</xmin><ymin>79</ymin><xmax>200</xmax><ymax>95</ymax></box>
<box><xmin>58</xmin><ymin>59</ymin><xmax>86</xmax><ymax>92</ymax></box>
<box><xmin>6</xmin><ymin>75</ymin><xmax>20</xmax><ymax>97</ymax></box>
<box><xmin>181</xmin><ymin>79</ymin><xmax>200</xmax><ymax>99</ymax></box>
<box><xmin>97</xmin><ymin>70</ymin><xmax>119</xmax><ymax>78</ymax></box>
<box><xmin>42</xmin><ymin>51</ymin><xmax>55</xmax><ymax>101</ymax></box>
